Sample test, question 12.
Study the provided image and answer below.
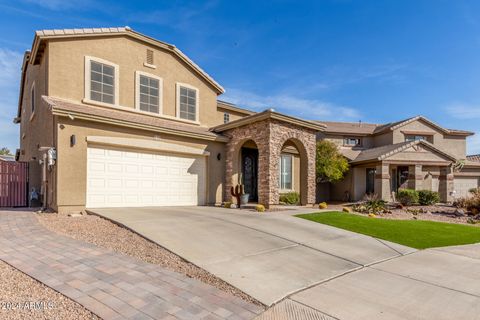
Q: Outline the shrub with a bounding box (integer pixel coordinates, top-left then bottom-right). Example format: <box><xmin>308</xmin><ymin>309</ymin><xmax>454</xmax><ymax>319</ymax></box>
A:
<box><xmin>469</xmin><ymin>188</ymin><xmax>480</xmax><ymax>196</ymax></box>
<box><xmin>255</xmin><ymin>204</ymin><xmax>265</xmax><ymax>212</ymax></box>
<box><xmin>279</xmin><ymin>192</ymin><xmax>300</xmax><ymax>205</ymax></box>
<box><xmin>343</xmin><ymin>207</ymin><xmax>352</xmax><ymax>213</ymax></box>
<box><xmin>397</xmin><ymin>189</ymin><xmax>419</xmax><ymax>206</ymax></box>
<box><xmin>418</xmin><ymin>190</ymin><xmax>440</xmax><ymax>205</ymax></box>
<box><xmin>364</xmin><ymin>193</ymin><xmax>386</xmax><ymax>214</ymax></box>
<box><xmin>319</xmin><ymin>202</ymin><xmax>328</xmax><ymax>209</ymax></box>
<box><xmin>224</xmin><ymin>202</ymin><xmax>232</xmax><ymax>208</ymax></box>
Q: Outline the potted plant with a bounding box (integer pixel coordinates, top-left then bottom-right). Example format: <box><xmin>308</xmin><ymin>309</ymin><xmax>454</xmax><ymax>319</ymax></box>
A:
<box><xmin>239</xmin><ymin>173</ymin><xmax>250</xmax><ymax>205</ymax></box>
<box><xmin>231</xmin><ymin>173</ymin><xmax>250</xmax><ymax>207</ymax></box>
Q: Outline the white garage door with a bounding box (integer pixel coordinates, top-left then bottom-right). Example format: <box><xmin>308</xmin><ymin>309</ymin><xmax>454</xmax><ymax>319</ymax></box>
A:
<box><xmin>454</xmin><ymin>177</ymin><xmax>479</xmax><ymax>198</ymax></box>
<box><xmin>86</xmin><ymin>146</ymin><xmax>206</xmax><ymax>208</ymax></box>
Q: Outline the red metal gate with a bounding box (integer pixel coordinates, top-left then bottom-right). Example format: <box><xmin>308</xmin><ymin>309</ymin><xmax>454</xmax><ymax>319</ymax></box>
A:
<box><xmin>0</xmin><ymin>162</ymin><xmax>29</xmax><ymax>207</ymax></box>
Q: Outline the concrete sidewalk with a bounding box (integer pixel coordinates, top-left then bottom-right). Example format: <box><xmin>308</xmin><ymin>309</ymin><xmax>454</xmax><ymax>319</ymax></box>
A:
<box><xmin>91</xmin><ymin>206</ymin><xmax>414</xmax><ymax>306</ymax></box>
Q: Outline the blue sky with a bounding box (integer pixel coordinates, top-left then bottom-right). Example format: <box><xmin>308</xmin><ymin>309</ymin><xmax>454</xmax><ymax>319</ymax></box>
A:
<box><xmin>1</xmin><ymin>0</ymin><xmax>480</xmax><ymax>154</ymax></box>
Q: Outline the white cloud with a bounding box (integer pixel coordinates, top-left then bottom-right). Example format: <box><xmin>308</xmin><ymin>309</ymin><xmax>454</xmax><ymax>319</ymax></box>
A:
<box><xmin>445</xmin><ymin>103</ymin><xmax>480</xmax><ymax>119</ymax></box>
<box><xmin>222</xmin><ymin>88</ymin><xmax>361</xmax><ymax>121</ymax></box>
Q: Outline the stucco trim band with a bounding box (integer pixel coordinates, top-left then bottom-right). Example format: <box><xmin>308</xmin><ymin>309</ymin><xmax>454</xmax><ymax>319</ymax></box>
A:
<box><xmin>86</xmin><ymin>136</ymin><xmax>210</xmax><ymax>157</ymax></box>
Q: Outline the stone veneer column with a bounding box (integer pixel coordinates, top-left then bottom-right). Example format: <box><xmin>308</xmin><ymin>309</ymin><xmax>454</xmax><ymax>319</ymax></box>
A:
<box><xmin>439</xmin><ymin>166</ymin><xmax>454</xmax><ymax>203</ymax></box>
<box><xmin>375</xmin><ymin>162</ymin><xmax>391</xmax><ymax>201</ymax></box>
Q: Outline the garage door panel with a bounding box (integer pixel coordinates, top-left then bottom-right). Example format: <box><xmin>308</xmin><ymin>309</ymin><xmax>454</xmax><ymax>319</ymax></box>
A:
<box><xmin>454</xmin><ymin>177</ymin><xmax>479</xmax><ymax>198</ymax></box>
<box><xmin>86</xmin><ymin>146</ymin><xmax>206</xmax><ymax>208</ymax></box>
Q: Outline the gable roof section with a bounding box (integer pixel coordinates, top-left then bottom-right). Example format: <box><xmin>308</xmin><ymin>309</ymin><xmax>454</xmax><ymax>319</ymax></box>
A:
<box><xmin>373</xmin><ymin>116</ymin><xmax>474</xmax><ymax>136</ymax></box>
<box><xmin>212</xmin><ymin>109</ymin><xmax>326</xmax><ymax>133</ymax></box>
<box><xmin>30</xmin><ymin>27</ymin><xmax>224</xmax><ymax>94</ymax></box>
<box><xmin>319</xmin><ymin>116</ymin><xmax>473</xmax><ymax>137</ymax></box>
<box><xmin>350</xmin><ymin>140</ymin><xmax>457</xmax><ymax>163</ymax></box>
<box><xmin>43</xmin><ymin>96</ymin><xmax>228</xmax><ymax>142</ymax></box>
<box><xmin>217</xmin><ymin>100</ymin><xmax>255</xmax><ymax>116</ymax></box>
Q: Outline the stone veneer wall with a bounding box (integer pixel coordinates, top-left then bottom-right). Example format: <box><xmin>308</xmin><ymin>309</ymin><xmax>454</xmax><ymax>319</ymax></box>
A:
<box><xmin>223</xmin><ymin>118</ymin><xmax>316</xmax><ymax>207</ymax></box>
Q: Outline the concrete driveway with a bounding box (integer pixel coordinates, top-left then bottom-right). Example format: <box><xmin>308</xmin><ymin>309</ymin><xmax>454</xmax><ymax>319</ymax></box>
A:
<box><xmin>90</xmin><ymin>206</ymin><xmax>414</xmax><ymax>306</ymax></box>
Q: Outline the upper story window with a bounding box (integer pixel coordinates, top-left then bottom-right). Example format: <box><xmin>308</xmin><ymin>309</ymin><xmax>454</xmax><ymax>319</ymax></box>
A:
<box><xmin>30</xmin><ymin>83</ymin><xmax>35</xmax><ymax>114</ymax></box>
<box><xmin>344</xmin><ymin>137</ymin><xmax>362</xmax><ymax>146</ymax></box>
<box><xmin>279</xmin><ymin>154</ymin><xmax>293</xmax><ymax>190</ymax></box>
<box><xmin>85</xmin><ymin>56</ymin><xmax>119</xmax><ymax>105</ymax></box>
<box><xmin>135</xmin><ymin>71</ymin><xmax>162</xmax><ymax>114</ymax></box>
<box><xmin>177</xmin><ymin>83</ymin><xmax>198</xmax><ymax>122</ymax></box>
<box><xmin>224</xmin><ymin>112</ymin><xmax>230</xmax><ymax>124</ymax></box>
<box><xmin>405</xmin><ymin>135</ymin><xmax>427</xmax><ymax>142</ymax></box>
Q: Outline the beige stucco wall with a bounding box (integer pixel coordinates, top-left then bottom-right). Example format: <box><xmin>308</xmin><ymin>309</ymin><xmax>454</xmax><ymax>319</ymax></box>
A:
<box><xmin>55</xmin><ymin>117</ymin><xmax>225</xmax><ymax>212</ymax></box>
<box><xmin>18</xmin><ymin>48</ymin><xmax>56</xmax><ymax>207</ymax></box>
<box><xmin>216</xmin><ymin>107</ymin><xmax>249</xmax><ymax>125</ymax></box>
<box><xmin>47</xmin><ymin>36</ymin><xmax>222</xmax><ymax>128</ymax></box>
<box><xmin>391</xmin><ymin>120</ymin><xmax>466</xmax><ymax>159</ymax></box>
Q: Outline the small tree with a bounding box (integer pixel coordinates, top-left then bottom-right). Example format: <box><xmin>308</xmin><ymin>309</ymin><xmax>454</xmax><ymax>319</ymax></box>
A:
<box><xmin>316</xmin><ymin>140</ymin><xmax>349</xmax><ymax>183</ymax></box>
<box><xmin>0</xmin><ymin>147</ymin><xmax>12</xmax><ymax>155</ymax></box>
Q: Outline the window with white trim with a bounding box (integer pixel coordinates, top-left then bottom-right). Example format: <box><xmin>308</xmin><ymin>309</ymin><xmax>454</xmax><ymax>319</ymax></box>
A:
<box><xmin>178</xmin><ymin>85</ymin><xmax>198</xmax><ymax>121</ymax></box>
<box><xmin>30</xmin><ymin>83</ymin><xmax>35</xmax><ymax>114</ymax></box>
<box><xmin>88</xmin><ymin>58</ymin><xmax>116</xmax><ymax>104</ymax></box>
<box><xmin>224</xmin><ymin>112</ymin><xmax>230</xmax><ymax>123</ymax></box>
<box><xmin>137</xmin><ymin>73</ymin><xmax>161</xmax><ymax>114</ymax></box>
<box><xmin>279</xmin><ymin>154</ymin><xmax>293</xmax><ymax>190</ymax></box>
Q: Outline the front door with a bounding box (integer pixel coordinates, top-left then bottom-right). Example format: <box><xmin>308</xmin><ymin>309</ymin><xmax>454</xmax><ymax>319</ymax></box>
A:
<box><xmin>241</xmin><ymin>148</ymin><xmax>258</xmax><ymax>202</ymax></box>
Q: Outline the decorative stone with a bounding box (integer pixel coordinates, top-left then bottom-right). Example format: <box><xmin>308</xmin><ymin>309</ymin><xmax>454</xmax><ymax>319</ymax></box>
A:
<box><xmin>223</xmin><ymin>118</ymin><xmax>316</xmax><ymax>208</ymax></box>
<box><xmin>453</xmin><ymin>209</ymin><xmax>465</xmax><ymax>217</ymax></box>
<box><xmin>230</xmin><ymin>203</ymin><xmax>237</xmax><ymax>209</ymax></box>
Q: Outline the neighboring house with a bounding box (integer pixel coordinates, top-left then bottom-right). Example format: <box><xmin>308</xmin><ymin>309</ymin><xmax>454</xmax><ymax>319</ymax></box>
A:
<box><xmin>0</xmin><ymin>155</ymin><xmax>15</xmax><ymax>162</ymax></box>
<box><xmin>317</xmin><ymin>117</ymin><xmax>480</xmax><ymax>202</ymax></box>
<box><xmin>15</xmin><ymin>27</ymin><xmax>322</xmax><ymax>213</ymax></box>
<box><xmin>15</xmin><ymin>27</ymin><xmax>479</xmax><ymax>212</ymax></box>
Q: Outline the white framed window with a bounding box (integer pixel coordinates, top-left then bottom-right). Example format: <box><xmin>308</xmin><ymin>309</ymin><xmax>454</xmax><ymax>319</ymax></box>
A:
<box><xmin>176</xmin><ymin>83</ymin><xmax>199</xmax><ymax>122</ymax></box>
<box><xmin>30</xmin><ymin>82</ymin><xmax>35</xmax><ymax>114</ymax></box>
<box><xmin>84</xmin><ymin>56</ymin><xmax>119</xmax><ymax>106</ymax></box>
<box><xmin>344</xmin><ymin>137</ymin><xmax>361</xmax><ymax>146</ymax></box>
<box><xmin>135</xmin><ymin>71</ymin><xmax>162</xmax><ymax>114</ymax></box>
<box><xmin>224</xmin><ymin>112</ymin><xmax>230</xmax><ymax>124</ymax></box>
<box><xmin>279</xmin><ymin>154</ymin><xmax>293</xmax><ymax>190</ymax></box>
<box><xmin>405</xmin><ymin>135</ymin><xmax>427</xmax><ymax>142</ymax></box>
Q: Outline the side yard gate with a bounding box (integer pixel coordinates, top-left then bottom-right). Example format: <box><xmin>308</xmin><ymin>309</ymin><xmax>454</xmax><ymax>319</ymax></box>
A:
<box><xmin>0</xmin><ymin>162</ymin><xmax>28</xmax><ymax>207</ymax></box>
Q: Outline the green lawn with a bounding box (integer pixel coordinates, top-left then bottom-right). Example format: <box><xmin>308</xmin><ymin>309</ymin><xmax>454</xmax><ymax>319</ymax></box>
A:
<box><xmin>296</xmin><ymin>211</ymin><xmax>480</xmax><ymax>249</ymax></box>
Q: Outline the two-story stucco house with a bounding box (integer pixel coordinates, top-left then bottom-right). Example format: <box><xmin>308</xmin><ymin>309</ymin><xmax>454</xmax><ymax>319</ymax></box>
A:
<box><xmin>14</xmin><ymin>27</ymin><xmax>480</xmax><ymax>213</ymax></box>
<box><xmin>317</xmin><ymin>118</ymin><xmax>480</xmax><ymax>202</ymax></box>
<box><xmin>15</xmin><ymin>27</ymin><xmax>323</xmax><ymax>213</ymax></box>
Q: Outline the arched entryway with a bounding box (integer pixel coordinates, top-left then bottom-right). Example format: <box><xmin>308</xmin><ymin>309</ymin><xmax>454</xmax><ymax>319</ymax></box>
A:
<box><xmin>278</xmin><ymin>138</ymin><xmax>310</xmax><ymax>205</ymax></box>
<box><xmin>219</xmin><ymin>110</ymin><xmax>322</xmax><ymax>208</ymax></box>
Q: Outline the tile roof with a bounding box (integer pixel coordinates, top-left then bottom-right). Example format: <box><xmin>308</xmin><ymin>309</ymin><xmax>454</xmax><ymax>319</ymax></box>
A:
<box><xmin>318</xmin><ymin>116</ymin><xmax>474</xmax><ymax>137</ymax></box>
<box><xmin>316</xmin><ymin>121</ymin><xmax>379</xmax><ymax>135</ymax></box>
<box><xmin>467</xmin><ymin>154</ymin><xmax>480</xmax><ymax>162</ymax></box>
<box><xmin>42</xmin><ymin>96</ymin><xmax>227</xmax><ymax>142</ymax></box>
<box><xmin>349</xmin><ymin>140</ymin><xmax>457</xmax><ymax>163</ymax></box>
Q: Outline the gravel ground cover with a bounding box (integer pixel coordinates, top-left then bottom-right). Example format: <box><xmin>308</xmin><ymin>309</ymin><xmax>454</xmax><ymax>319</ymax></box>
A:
<box><xmin>0</xmin><ymin>259</ymin><xmax>97</xmax><ymax>320</ymax></box>
<box><xmin>37</xmin><ymin>212</ymin><xmax>263</xmax><ymax>307</ymax></box>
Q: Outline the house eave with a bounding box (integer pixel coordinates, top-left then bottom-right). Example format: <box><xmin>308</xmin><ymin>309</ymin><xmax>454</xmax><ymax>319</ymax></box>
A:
<box><xmin>212</xmin><ymin>110</ymin><xmax>326</xmax><ymax>132</ymax></box>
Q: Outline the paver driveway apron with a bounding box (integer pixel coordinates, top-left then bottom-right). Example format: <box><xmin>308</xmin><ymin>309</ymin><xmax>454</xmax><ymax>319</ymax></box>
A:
<box><xmin>91</xmin><ymin>206</ymin><xmax>413</xmax><ymax>306</ymax></box>
<box><xmin>0</xmin><ymin>211</ymin><xmax>262</xmax><ymax>320</ymax></box>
